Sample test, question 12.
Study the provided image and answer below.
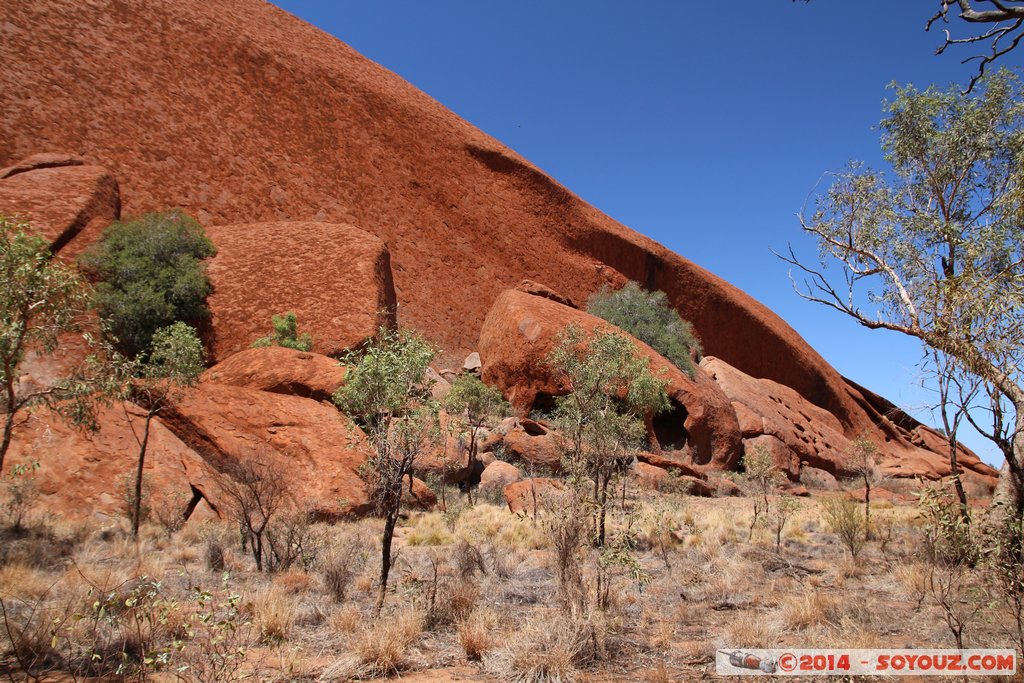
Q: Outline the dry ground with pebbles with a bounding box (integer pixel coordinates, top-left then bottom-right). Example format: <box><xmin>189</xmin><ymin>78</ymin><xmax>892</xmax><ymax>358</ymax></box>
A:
<box><xmin>0</xmin><ymin>481</ymin><xmax>1020</xmax><ymax>682</ymax></box>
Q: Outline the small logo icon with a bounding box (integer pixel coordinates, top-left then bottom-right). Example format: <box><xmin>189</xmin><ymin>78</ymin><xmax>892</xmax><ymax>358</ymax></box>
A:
<box><xmin>727</xmin><ymin>650</ymin><xmax>777</xmax><ymax>674</ymax></box>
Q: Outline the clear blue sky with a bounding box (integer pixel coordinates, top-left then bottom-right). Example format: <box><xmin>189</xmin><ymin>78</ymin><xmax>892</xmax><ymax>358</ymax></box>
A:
<box><xmin>273</xmin><ymin>1</ymin><xmax>1022</xmax><ymax>466</ymax></box>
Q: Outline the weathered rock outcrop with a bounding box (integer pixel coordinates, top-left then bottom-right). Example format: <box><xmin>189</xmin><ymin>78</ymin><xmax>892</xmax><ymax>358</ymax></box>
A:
<box><xmin>702</xmin><ymin>356</ymin><xmax>998</xmax><ymax>485</ymax></box>
<box><xmin>204</xmin><ymin>222</ymin><xmax>396</xmax><ymax>362</ymax></box>
<box><xmin>479</xmin><ymin>289</ymin><xmax>742</xmax><ymax>468</ymax></box>
<box><xmin>3</xmin><ymin>402</ymin><xmax>219</xmax><ymax>522</ymax></box>
<box><xmin>500</xmin><ymin>420</ymin><xmax>564</xmax><ymax>473</ymax></box>
<box><xmin>0</xmin><ymin>152</ymin><xmax>85</xmax><ymax>179</ymax></box>
<box><xmin>203</xmin><ymin>346</ymin><xmax>346</xmax><ymax>402</ymax></box>
<box><xmin>160</xmin><ymin>382</ymin><xmax>374</xmax><ymax>519</ymax></box>
<box><xmin>0</xmin><ymin>0</ymin><xmax>909</xmax><ymax>432</ymax></box>
<box><xmin>479</xmin><ymin>460</ymin><xmax>522</xmax><ymax>495</ymax></box>
<box><xmin>503</xmin><ymin>478</ymin><xmax>565</xmax><ymax>514</ymax></box>
<box><xmin>0</xmin><ymin>0</ymin><xmax>998</xmax><ymax>484</ymax></box>
<box><xmin>0</xmin><ymin>157</ymin><xmax>120</xmax><ymax>258</ymax></box>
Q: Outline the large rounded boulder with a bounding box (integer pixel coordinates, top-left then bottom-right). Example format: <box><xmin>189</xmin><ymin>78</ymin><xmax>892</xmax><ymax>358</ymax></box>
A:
<box><xmin>479</xmin><ymin>289</ymin><xmax>742</xmax><ymax>468</ymax></box>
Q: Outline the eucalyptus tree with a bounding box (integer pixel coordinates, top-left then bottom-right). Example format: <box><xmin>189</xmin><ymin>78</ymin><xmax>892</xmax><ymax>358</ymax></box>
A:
<box><xmin>782</xmin><ymin>71</ymin><xmax>1024</xmax><ymax>516</ymax></box>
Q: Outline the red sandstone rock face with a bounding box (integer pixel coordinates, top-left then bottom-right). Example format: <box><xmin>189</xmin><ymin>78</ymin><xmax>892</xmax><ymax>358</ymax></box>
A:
<box><xmin>203</xmin><ymin>346</ymin><xmax>346</xmax><ymax>402</ymax></box>
<box><xmin>160</xmin><ymin>383</ymin><xmax>373</xmax><ymax>519</ymax></box>
<box><xmin>479</xmin><ymin>460</ymin><xmax>522</xmax><ymax>494</ymax></box>
<box><xmin>3</xmin><ymin>402</ymin><xmax>219</xmax><ymax>522</ymax></box>
<box><xmin>0</xmin><ymin>161</ymin><xmax>120</xmax><ymax>259</ymax></box>
<box><xmin>0</xmin><ymin>0</ymin><xmax>894</xmax><ymax>431</ymax></box>
<box><xmin>204</xmin><ymin>222</ymin><xmax>396</xmax><ymax>362</ymax></box>
<box><xmin>503</xmin><ymin>478</ymin><xmax>565</xmax><ymax>515</ymax></box>
<box><xmin>0</xmin><ymin>0</ymin><xmax>999</xmax><ymax>484</ymax></box>
<box><xmin>636</xmin><ymin>452</ymin><xmax>707</xmax><ymax>481</ymax></box>
<box><xmin>702</xmin><ymin>356</ymin><xmax>998</xmax><ymax>485</ymax></box>
<box><xmin>0</xmin><ymin>152</ymin><xmax>85</xmax><ymax>179</ymax></box>
<box><xmin>514</xmin><ymin>281</ymin><xmax>578</xmax><ymax>309</ymax></box>
<box><xmin>479</xmin><ymin>289</ymin><xmax>742</xmax><ymax>468</ymax></box>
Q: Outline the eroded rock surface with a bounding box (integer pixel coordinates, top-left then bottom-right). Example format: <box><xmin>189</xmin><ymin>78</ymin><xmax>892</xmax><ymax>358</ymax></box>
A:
<box><xmin>0</xmin><ymin>158</ymin><xmax>119</xmax><ymax>258</ymax></box>
<box><xmin>204</xmin><ymin>222</ymin><xmax>396</xmax><ymax>362</ymax></box>
<box><xmin>479</xmin><ymin>289</ymin><xmax>742</xmax><ymax>468</ymax></box>
<box><xmin>203</xmin><ymin>346</ymin><xmax>346</xmax><ymax>402</ymax></box>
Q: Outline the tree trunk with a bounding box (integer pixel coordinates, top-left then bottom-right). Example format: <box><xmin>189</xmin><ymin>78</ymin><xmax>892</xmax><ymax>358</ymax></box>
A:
<box><xmin>597</xmin><ymin>474</ymin><xmax>610</xmax><ymax>547</ymax></box>
<box><xmin>994</xmin><ymin>408</ymin><xmax>1024</xmax><ymax>521</ymax></box>
<box><xmin>0</xmin><ymin>410</ymin><xmax>13</xmax><ymax>478</ymax></box>
<box><xmin>131</xmin><ymin>411</ymin><xmax>154</xmax><ymax>538</ymax></box>
<box><xmin>863</xmin><ymin>478</ymin><xmax>872</xmax><ymax>541</ymax></box>
<box><xmin>375</xmin><ymin>502</ymin><xmax>400</xmax><ymax>615</ymax></box>
<box><xmin>948</xmin><ymin>444</ymin><xmax>970</xmax><ymax>524</ymax></box>
<box><xmin>0</xmin><ymin>372</ymin><xmax>16</xmax><ymax>476</ymax></box>
<box><xmin>466</xmin><ymin>426</ymin><xmax>478</xmax><ymax>507</ymax></box>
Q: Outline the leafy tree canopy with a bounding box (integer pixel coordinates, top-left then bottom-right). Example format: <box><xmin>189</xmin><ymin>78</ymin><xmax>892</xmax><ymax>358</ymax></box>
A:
<box><xmin>251</xmin><ymin>312</ymin><xmax>312</xmax><ymax>352</ymax></box>
<box><xmin>784</xmin><ymin>69</ymin><xmax>1024</xmax><ymax>513</ymax></box>
<box><xmin>587</xmin><ymin>281</ymin><xmax>702</xmax><ymax>379</ymax></box>
<box><xmin>79</xmin><ymin>210</ymin><xmax>216</xmax><ymax>358</ymax></box>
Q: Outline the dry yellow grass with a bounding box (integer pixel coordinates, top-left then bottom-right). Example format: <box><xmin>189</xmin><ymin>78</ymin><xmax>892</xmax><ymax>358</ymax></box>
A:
<box><xmin>0</xmin><ymin>564</ymin><xmax>55</xmax><ymax>600</ymax></box>
<box><xmin>484</xmin><ymin>613</ymin><xmax>590</xmax><ymax>682</ymax></box>
<box><xmin>273</xmin><ymin>567</ymin><xmax>313</xmax><ymax>594</ymax></box>
<box><xmin>330</xmin><ymin>603</ymin><xmax>364</xmax><ymax>634</ymax></box>
<box><xmin>250</xmin><ymin>583</ymin><xmax>298</xmax><ymax>644</ymax></box>
<box><xmin>455</xmin><ymin>503</ymin><xmax>549</xmax><ymax>550</ymax></box>
<box><xmin>776</xmin><ymin>590</ymin><xmax>842</xmax><ymax>631</ymax></box>
<box><xmin>324</xmin><ymin>609</ymin><xmax>424</xmax><ymax>678</ymax></box>
<box><xmin>405</xmin><ymin>511</ymin><xmax>454</xmax><ymax>546</ymax></box>
<box><xmin>457</xmin><ymin>607</ymin><xmax>500</xmax><ymax>660</ymax></box>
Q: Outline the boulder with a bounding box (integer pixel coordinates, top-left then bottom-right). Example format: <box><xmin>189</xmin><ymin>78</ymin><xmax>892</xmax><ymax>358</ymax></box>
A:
<box><xmin>501</xmin><ymin>423</ymin><xmax>563</xmax><ymax>473</ymax></box>
<box><xmin>633</xmin><ymin>461</ymin><xmax>669</xmax><ymax>491</ymax></box>
<box><xmin>160</xmin><ymin>383</ymin><xmax>373</xmax><ymax>519</ymax></box>
<box><xmin>0</xmin><ymin>152</ymin><xmax>85</xmax><ymax>179</ymax></box>
<box><xmin>402</xmin><ymin>477</ymin><xmax>438</xmax><ymax>511</ymax></box>
<box><xmin>3</xmin><ymin>402</ymin><xmax>220</xmax><ymax>522</ymax></box>
<box><xmin>479</xmin><ymin>290</ymin><xmax>742</xmax><ymax>468</ymax></box>
<box><xmin>704</xmin><ymin>356</ymin><xmax>999</xmax><ymax>484</ymax></box>
<box><xmin>515</xmin><ymin>280</ymin><xmax>577</xmax><ymax>308</ymax></box>
<box><xmin>0</xmin><ymin>160</ymin><xmax>119</xmax><ymax>258</ymax></box>
<box><xmin>703</xmin><ymin>356</ymin><xmax>853</xmax><ymax>476</ymax></box>
<box><xmin>463</xmin><ymin>352</ymin><xmax>481</xmax><ymax>372</ymax></box>
<box><xmin>709</xmin><ymin>476</ymin><xmax>743</xmax><ymax>497</ymax></box>
<box><xmin>636</xmin><ymin>451</ymin><xmax>707</xmax><ymax>480</ymax></box>
<box><xmin>425</xmin><ymin>367</ymin><xmax>452</xmax><ymax>402</ymax></box>
<box><xmin>632</xmin><ymin>463</ymin><xmax>714</xmax><ymax>496</ymax></box>
<box><xmin>412</xmin><ymin>427</ymin><xmax>470</xmax><ymax>483</ymax></box>
<box><xmin>203</xmin><ymin>222</ymin><xmax>396</xmax><ymax>362</ymax></box>
<box><xmin>742</xmin><ymin>434</ymin><xmax>801</xmax><ymax>481</ymax></box>
<box><xmin>203</xmin><ymin>346</ymin><xmax>346</xmax><ymax>402</ymax></box>
<box><xmin>478</xmin><ymin>460</ymin><xmax>522</xmax><ymax>494</ymax></box>
<box><xmin>503</xmin><ymin>478</ymin><xmax>566</xmax><ymax>515</ymax></box>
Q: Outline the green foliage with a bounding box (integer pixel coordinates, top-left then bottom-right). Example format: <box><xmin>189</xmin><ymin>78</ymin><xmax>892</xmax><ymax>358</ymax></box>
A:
<box><xmin>770</xmin><ymin>495</ymin><xmax>801</xmax><ymax>551</ymax></box>
<box><xmin>742</xmin><ymin>444</ymin><xmax>786</xmax><ymax>541</ymax></box>
<box><xmin>331</xmin><ymin>325</ymin><xmax>440</xmax><ymax>613</ymax></box>
<box><xmin>124</xmin><ymin>322</ymin><xmax>204</xmax><ymax>537</ymax></box>
<box><xmin>444</xmin><ymin>374</ymin><xmax>510</xmax><ymax>428</ymax></box>
<box><xmin>144</xmin><ymin>322</ymin><xmax>205</xmax><ymax>384</ymax></box>
<box><xmin>1</xmin><ymin>216</ymin><xmax>106</xmax><ymax>474</ymax></box>
<box><xmin>547</xmin><ymin>323</ymin><xmax>669</xmax><ymax>546</ymax></box>
<box><xmin>251</xmin><ymin>311</ymin><xmax>312</xmax><ymax>351</ymax></box>
<box><xmin>587</xmin><ymin>281</ymin><xmax>703</xmax><ymax>378</ymax></box>
<box><xmin>793</xmin><ymin>71</ymin><xmax>1024</xmax><ymax>512</ymax></box>
<box><xmin>917</xmin><ymin>481</ymin><xmax>978</xmax><ymax>568</ymax></box>
<box><xmin>333</xmin><ymin>327</ymin><xmax>437</xmax><ymax>442</ymax></box>
<box><xmin>444</xmin><ymin>374</ymin><xmax>511</xmax><ymax>503</ymax></box>
<box><xmin>820</xmin><ymin>497</ymin><xmax>867</xmax><ymax>559</ymax></box>
<box><xmin>80</xmin><ymin>210</ymin><xmax>215</xmax><ymax>358</ymax></box>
